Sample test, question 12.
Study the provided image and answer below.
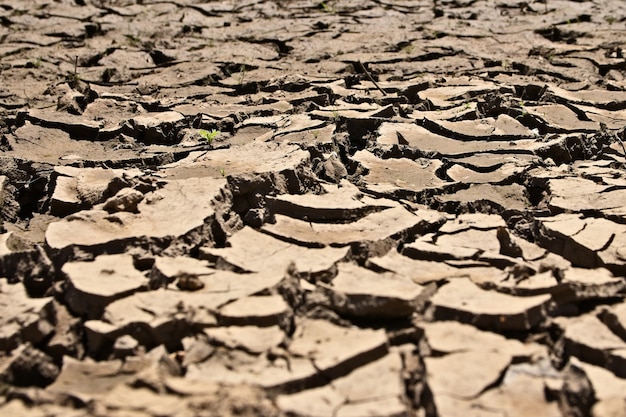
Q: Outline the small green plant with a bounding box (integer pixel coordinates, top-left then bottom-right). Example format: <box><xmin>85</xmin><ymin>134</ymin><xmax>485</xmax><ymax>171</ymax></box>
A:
<box><xmin>67</xmin><ymin>56</ymin><xmax>81</xmax><ymax>89</ymax></box>
<box><xmin>124</xmin><ymin>34</ymin><xmax>140</xmax><ymax>47</ymax></box>
<box><xmin>516</xmin><ymin>100</ymin><xmax>528</xmax><ymax>120</ymax></box>
<box><xmin>402</xmin><ymin>43</ymin><xmax>414</xmax><ymax>54</ymax></box>
<box><xmin>198</xmin><ymin>129</ymin><xmax>219</xmax><ymax>145</ymax></box>
<box><xmin>29</xmin><ymin>57</ymin><xmax>42</xmax><ymax>68</ymax></box>
<box><xmin>219</xmin><ymin>167</ymin><xmax>226</xmax><ymax>177</ymax></box>
<box><xmin>321</xmin><ymin>1</ymin><xmax>336</xmax><ymax>13</ymax></box>
<box><xmin>237</xmin><ymin>64</ymin><xmax>247</xmax><ymax>85</ymax></box>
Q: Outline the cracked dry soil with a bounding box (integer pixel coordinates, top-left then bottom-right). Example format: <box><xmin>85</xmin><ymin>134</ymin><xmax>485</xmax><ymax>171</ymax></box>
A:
<box><xmin>1</xmin><ymin>0</ymin><xmax>626</xmax><ymax>416</ymax></box>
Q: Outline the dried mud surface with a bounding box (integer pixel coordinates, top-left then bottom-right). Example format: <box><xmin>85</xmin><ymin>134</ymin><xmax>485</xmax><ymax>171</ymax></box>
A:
<box><xmin>1</xmin><ymin>0</ymin><xmax>626</xmax><ymax>416</ymax></box>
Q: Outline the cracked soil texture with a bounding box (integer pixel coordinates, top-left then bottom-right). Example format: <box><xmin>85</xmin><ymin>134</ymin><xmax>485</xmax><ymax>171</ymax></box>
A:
<box><xmin>1</xmin><ymin>0</ymin><xmax>626</xmax><ymax>416</ymax></box>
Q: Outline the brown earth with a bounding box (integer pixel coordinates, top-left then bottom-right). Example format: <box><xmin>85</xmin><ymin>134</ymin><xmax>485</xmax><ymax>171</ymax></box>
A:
<box><xmin>1</xmin><ymin>0</ymin><xmax>626</xmax><ymax>416</ymax></box>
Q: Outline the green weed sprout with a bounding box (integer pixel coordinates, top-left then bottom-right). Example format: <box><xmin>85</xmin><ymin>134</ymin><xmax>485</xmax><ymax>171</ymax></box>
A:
<box><xmin>321</xmin><ymin>1</ymin><xmax>336</xmax><ymax>13</ymax></box>
<box><xmin>198</xmin><ymin>129</ymin><xmax>219</xmax><ymax>145</ymax></box>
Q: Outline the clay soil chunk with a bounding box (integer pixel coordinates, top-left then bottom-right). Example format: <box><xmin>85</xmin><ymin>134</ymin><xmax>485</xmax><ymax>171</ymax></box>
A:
<box><xmin>555</xmin><ymin>314</ymin><xmax>626</xmax><ymax>370</ymax></box>
<box><xmin>417</xmin><ymin>84</ymin><xmax>497</xmax><ymax>108</ymax></box>
<box><xmin>200</xmin><ymin>226</ymin><xmax>348</xmax><ymax>278</ymax></box>
<box><xmin>402</xmin><ymin>239</ymin><xmax>482</xmax><ymax>261</ymax></box>
<box><xmin>429</xmin><ymin>278</ymin><xmax>551</xmax><ymax>331</ymax></box>
<box><xmin>204</xmin><ymin>326</ymin><xmax>285</xmax><ymax>354</ymax></box>
<box><xmin>218</xmin><ymin>295</ymin><xmax>291</xmax><ymax>327</ymax></box>
<box><xmin>552</xmin><ymin>268</ymin><xmax>626</xmax><ymax>304</ymax></box>
<box><xmin>84</xmin><ymin>269</ymin><xmax>284</xmax><ymax>353</ymax></box>
<box><xmin>62</xmin><ymin>254</ymin><xmax>146</xmax><ymax>319</ymax></box>
<box><xmin>547</xmin><ymin>177</ymin><xmax>624</xmax><ymax>213</ymax></box>
<box><xmin>49</xmin><ymin>176</ymin><xmax>82</xmax><ymax>217</ymax></box>
<box><xmin>160</xmin><ymin>141</ymin><xmax>311</xmax><ymax>181</ymax></box>
<box><xmin>425</xmin><ymin>350</ymin><xmax>511</xmax><ymax>399</ymax></box>
<box><xmin>149</xmin><ymin>256</ymin><xmax>214</xmax><ymax>289</ymax></box>
<box><xmin>46</xmin><ymin>177</ymin><xmax>226</xmax><ymax>258</ymax></box>
<box><xmin>435</xmin><ymin>229</ymin><xmax>501</xmax><ymax>253</ymax></box>
<box><xmin>267</xmin><ymin>181</ymin><xmax>396</xmax><ymax>222</ymax></box>
<box><xmin>420</xmin><ymin>321</ymin><xmax>543</xmax><ymax>359</ymax></box>
<box><xmin>526</xmin><ymin>104</ymin><xmax>600</xmax><ymax>132</ymax></box>
<box><xmin>0</xmin><ymin>280</ymin><xmax>53</xmax><ymax>352</ymax></box>
<box><xmin>425</xmin><ymin>114</ymin><xmax>535</xmax><ymax>140</ymax></box>
<box><xmin>446</xmin><ymin>162</ymin><xmax>526</xmax><ymax>184</ymax></box>
<box><xmin>318</xmin><ymin>262</ymin><xmax>427</xmax><ymax>318</ymax></box>
<box><xmin>185</xmin><ymin>348</ymin><xmax>319</xmax><ymax>392</ymax></box>
<box><xmin>474</xmin><ymin>373</ymin><xmax>562</xmax><ymax>417</ymax></box>
<box><xmin>538</xmin><ymin>214</ymin><xmax>626</xmax><ymax>270</ymax></box>
<box><xmin>262</xmin><ymin>206</ymin><xmax>444</xmax><ymax>247</ymax></box>
<box><xmin>276</xmin><ymin>353</ymin><xmax>406</xmax><ymax>417</ymax></box>
<box><xmin>601</xmin><ymin>303</ymin><xmax>626</xmax><ymax>342</ymax></box>
<box><xmin>128</xmin><ymin>111</ymin><xmax>185</xmax><ymax>144</ymax></box>
<box><xmin>288</xmin><ymin>319</ymin><xmax>388</xmax><ymax>380</ymax></box>
<box><xmin>368</xmin><ymin>251</ymin><xmax>473</xmax><ymax>284</ymax></box>
<box><xmin>548</xmin><ymin>85</ymin><xmax>626</xmax><ymax>110</ymax></box>
<box><xmin>376</xmin><ymin>122</ymin><xmax>453</xmax><ymax>149</ymax></box>
<box><xmin>352</xmin><ymin>150</ymin><xmax>447</xmax><ymax>196</ymax></box>
<box><xmin>571</xmin><ymin>358</ymin><xmax>626</xmax><ymax>402</ymax></box>
<box><xmin>435</xmin><ymin>183</ymin><xmax>530</xmax><ymax>212</ymax></box>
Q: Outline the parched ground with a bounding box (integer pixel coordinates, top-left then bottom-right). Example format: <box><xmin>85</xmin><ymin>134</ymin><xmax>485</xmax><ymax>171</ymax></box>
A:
<box><xmin>1</xmin><ymin>0</ymin><xmax>626</xmax><ymax>416</ymax></box>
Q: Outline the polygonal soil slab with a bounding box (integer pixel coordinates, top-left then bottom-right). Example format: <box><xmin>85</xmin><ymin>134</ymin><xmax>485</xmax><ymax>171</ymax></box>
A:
<box><xmin>45</xmin><ymin>177</ymin><xmax>227</xmax><ymax>259</ymax></box>
<box><xmin>267</xmin><ymin>181</ymin><xmax>396</xmax><ymax>222</ymax></box>
<box><xmin>352</xmin><ymin>150</ymin><xmax>448</xmax><ymax>196</ymax></box>
<box><xmin>159</xmin><ymin>141</ymin><xmax>311</xmax><ymax>181</ymax></box>
<box><xmin>200</xmin><ymin>226</ymin><xmax>348</xmax><ymax>279</ymax></box>
<box><xmin>317</xmin><ymin>262</ymin><xmax>428</xmax><ymax>318</ymax></box>
<box><xmin>424</xmin><ymin>114</ymin><xmax>536</xmax><ymax>140</ymax></box>
<box><xmin>49</xmin><ymin>166</ymin><xmax>142</xmax><ymax>216</ymax></box>
<box><xmin>429</xmin><ymin>278</ymin><xmax>551</xmax><ymax>331</ymax></box>
<box><xmin>554</xmin><ymin>314</ymin><xmax>626</xmax><ymax>371</ymax></box>
<box><xmin>537</xmin><ymin>214</ymin><xmax>626</xmax><ymax>271</ymax></box>
<box><xmin>445</xmin><ymin>162</ymin><xmax>527</xmax><ymax>184</ymax></box>
<box><xmin>525</xmin><ymin>103</ymin><xmax>600</xmax><ymax>132</ymax></box>
<box><xmin>218</xmin><ymin>295</ymin><xmax>291</xmax><ymax>327</ymax></box>
<box><xmin>367</xmin><ymin>250</ymin><xmax>473</xmax><ymax>285</ymax></box>
<box><xmin>420</xmin><ymin>321</ymin><xmax>544</xmax><ymax>359</ymax></box>
<box><xmin>0</xmin><ymin>280</ymin><xmax>53</xmax><ymax>352</ymax></box>
<box><xmin>204</xmin><ymin>325</ymin><xmax>285</xmax><ymax>354</ymax></box>
<box><xmin>547</xmin><ymin>177</ymin><xmax>625</xmax><ymax>213</ymax></box>
<box><xmin>276</xmin><ymin>353</ymin><xmax>407</xmax><ymax>417</ymax></box>
<box><xmin>84</xmin><ymin>269</ymin><xmax>285</xmax><ymax>353</ymax></box>
<box><xmin>376</xmin><ymin>121</ymin><xmax>541</xmax><ymax>156</ymax></box>
<box><xmin>288</xmin><ymin>318</ymin><xmax>389</xmax><ymax>380</ymax></box>
<box><xmin>425</xmin><ymin>350</ymin><xmax>511</xmax><ymax>399</ymax></box>
<box><xmin>186</xmin><ymin>319</ymin><xmax>388</xmax><ymax>392</ymax></box>
<box><xmin>262</xmin><ymin>206</ymin><xmax>445</xmax><ymax>247</ymax></box>
<box><xmin>62</xmin><ymin>254</ymin><xmax>147</xmax><ymax>319</ymax></box>
<box><xmin>435</xmin><ymin>183</ymin><xmax>530</xmax><ymax>212</ymax></box>
<box><xmin>473</xmin><ymin>372</ymin><xmax>562</xmax><ymax>417</ymax></box>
